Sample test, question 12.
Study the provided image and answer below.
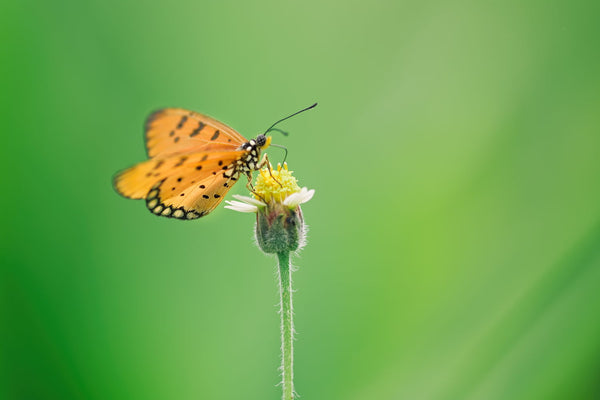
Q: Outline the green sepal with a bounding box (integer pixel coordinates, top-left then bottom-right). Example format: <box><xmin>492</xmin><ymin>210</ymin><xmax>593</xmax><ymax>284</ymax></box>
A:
<box><xmin>256</xmin><ymin>203</ymin><xmax>302</xmax><ymax>254</ymax></box>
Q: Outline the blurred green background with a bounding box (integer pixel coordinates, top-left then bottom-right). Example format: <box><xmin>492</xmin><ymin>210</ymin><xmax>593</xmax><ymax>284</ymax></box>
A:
<box><xmin>2</xmin><ymin>0</ymin><xmax>600</xmax><ymax>399</ymax></box>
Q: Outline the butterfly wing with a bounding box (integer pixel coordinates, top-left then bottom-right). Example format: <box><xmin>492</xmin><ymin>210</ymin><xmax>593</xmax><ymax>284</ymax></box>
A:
<box><xmin>145</xmin><ymin>108</ymin><xmax>248</xmax><ymax>158</ymax></box>
<box><xmin>113</xmin><ymin>150</ymin><xmax>246</xmax><ymax>219</ymax></box>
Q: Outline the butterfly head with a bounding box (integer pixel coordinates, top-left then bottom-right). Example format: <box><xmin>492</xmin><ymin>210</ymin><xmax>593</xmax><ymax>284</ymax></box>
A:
<box><xmin>255</xmin><ymin>134</ymin><xmax>272</xmax><ymax>150</ymax></box>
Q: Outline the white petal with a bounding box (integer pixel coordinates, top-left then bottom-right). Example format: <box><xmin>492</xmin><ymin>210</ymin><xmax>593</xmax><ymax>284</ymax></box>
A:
<box><xmin>284</xmin><ymin>187</ymin><xmax>315</xmax><ymax>207</ymax></box>
<box><xmin>283</xmin><ymin>193</ymin><xmax>301</xmax><ymax>207</ymax></box>
<box><xmin>299</xmin><ymin>188</ymin><xmax>315</xmax><ymax>203</ymax></box>
<box><xmin>224</xmin><ymin>200</ymin><xmax>258</xmax><ymax>213</ymax></box>
<box><xmin>232</xmin><ymin>194</ymin><xmax>266</xmax><ymax>207</ymax></box>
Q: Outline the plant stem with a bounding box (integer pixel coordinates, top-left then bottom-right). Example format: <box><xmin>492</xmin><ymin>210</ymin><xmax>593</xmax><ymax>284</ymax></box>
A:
<box><xmin>277</xmin><ymin>251</ymin><xmax>294</xmax><ymax>400</ymax></box>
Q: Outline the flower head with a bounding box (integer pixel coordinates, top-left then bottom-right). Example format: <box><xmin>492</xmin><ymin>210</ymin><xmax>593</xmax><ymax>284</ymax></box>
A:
<box><xmin>253</xmin><ymin>163</ymin><xmax>301</xmax><ymax>203</ymax></box>
<box><xmin>224</xmin><ymin>163</ymin><xmax>314</xmax><ymax>253</ymax></box>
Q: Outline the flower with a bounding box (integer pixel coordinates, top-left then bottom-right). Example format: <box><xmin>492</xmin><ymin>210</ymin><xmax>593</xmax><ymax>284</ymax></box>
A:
<box><xmin>224</xmin><ymin>163</ymin><xmax>314</xmax><ymax>213</ymax></box>
<box><xmin>253</xmin><ymin>163</ymin><xmax>301</xmax><ymax>203</ymax></box>
<box><xmin>224</xmin><ymin>163</ymin><xmax>314</xmax><ymax>253</ymax></box>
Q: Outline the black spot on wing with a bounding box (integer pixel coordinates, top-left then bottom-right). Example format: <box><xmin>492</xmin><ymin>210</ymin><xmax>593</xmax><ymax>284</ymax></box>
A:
<box><xmin>190</xmin><ymin>122</ymin><xmax>206</xmax><ymax>137</ymax></box>
<box><xmin>177</xmin><ymin>115</ymin><xmax>188</xmax><ymax>129</ymax></box>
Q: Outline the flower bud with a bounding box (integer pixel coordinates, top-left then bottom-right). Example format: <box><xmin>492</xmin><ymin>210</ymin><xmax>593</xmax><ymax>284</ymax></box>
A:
<box><xmin>256</xmin><ymin>202</ymin><xmax>304</xmax><ymax>253</ymax></box>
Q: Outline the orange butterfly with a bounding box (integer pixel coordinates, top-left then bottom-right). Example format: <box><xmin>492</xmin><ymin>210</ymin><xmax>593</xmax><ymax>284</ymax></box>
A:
<box><xmin>113</xmin><ymin>104</ymin><xmax>316</xmax><ymax>220</ymax></box>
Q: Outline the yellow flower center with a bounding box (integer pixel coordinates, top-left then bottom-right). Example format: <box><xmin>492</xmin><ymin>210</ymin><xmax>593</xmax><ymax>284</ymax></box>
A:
<box><xmin>254</xmin><ymin>163</ymin><xmax>301</xmax><ymax>203</ymax></box>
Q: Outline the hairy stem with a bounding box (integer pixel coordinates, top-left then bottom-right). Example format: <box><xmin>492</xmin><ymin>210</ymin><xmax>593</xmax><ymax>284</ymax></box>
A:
<box><xmin>277</xmin><ymin>251</ymin><xmax>294</xmax><ymax>400</ymax></box>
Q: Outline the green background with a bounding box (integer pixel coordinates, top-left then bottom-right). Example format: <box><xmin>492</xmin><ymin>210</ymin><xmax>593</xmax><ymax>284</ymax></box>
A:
<box><xmin>2</xmin><ymin>0</ymin><xmax>600</xmax><ymax>399</ymax></box>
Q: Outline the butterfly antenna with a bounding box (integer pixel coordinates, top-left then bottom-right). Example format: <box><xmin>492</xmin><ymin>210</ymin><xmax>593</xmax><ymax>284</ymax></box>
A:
<box><xmin>264</xmin><ymin>102</ymin><xmax>317</xmax><ymax>134</ymax></box>
<box><xmin>268</xmin><ymin>128</ymin><xmax>289</xmax><ymax>137</ymax></box>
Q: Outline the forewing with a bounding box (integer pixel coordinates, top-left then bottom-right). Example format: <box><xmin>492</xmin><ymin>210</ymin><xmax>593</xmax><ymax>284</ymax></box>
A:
<box><xmin>145</xmin><ymin>108</ymin><xmax>248</xmax><ymax>158</ymax></box>
<box><xmin>113</xmin><ymin>150</ymin><xmax>246</xmax><ymax>219</ymax></box>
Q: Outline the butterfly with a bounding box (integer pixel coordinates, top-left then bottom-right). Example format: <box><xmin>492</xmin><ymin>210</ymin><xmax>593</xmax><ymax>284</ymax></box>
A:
<box><xmin>113</xmin><ymin>104</ymin><xmax>316</xmax><ymax>220</ymax></box>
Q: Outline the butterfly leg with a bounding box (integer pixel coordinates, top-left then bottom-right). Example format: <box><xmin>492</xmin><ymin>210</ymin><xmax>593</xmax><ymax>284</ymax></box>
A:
<box><xmin>258</xmin><ymin>154</ymin><xmax>283</xmax><ymax>188</ymax></box>
<box><xmin>245</xmin><ymin>173</ymin><xmax>255</xmax><ymax>192</ymax></box>
<box><xmin>245</xmin><ymin>173</ymin><xmax>268</xmax><ymax>202</ymax></box>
